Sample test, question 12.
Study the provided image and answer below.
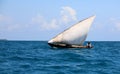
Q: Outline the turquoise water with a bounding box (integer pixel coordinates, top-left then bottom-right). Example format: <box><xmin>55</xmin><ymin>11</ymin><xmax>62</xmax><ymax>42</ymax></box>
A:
<box><xmin>0</xmin><ymin>41</ymin><xmax>120</xmax><ymax>74</ymax></box>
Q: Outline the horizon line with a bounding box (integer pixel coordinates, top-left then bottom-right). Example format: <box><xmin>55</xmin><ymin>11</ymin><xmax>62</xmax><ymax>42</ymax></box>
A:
<box><xmin>1</xmin><ymin>40</ymin><xmax>120</xmax><ymax>42</ymax></box>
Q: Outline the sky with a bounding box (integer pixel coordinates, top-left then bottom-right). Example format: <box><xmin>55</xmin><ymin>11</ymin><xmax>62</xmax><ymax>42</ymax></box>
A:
<box><xmin>0</xmin><ymin>0</ymin><xmax>120</xmax><ymax>41</ymax></box>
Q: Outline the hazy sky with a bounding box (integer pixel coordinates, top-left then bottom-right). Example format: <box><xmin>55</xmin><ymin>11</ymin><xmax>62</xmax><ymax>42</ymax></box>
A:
<box><xmin>0</xmin><ymin>0</ymin><xmax>120</xmax><ymax>41</ymax></box>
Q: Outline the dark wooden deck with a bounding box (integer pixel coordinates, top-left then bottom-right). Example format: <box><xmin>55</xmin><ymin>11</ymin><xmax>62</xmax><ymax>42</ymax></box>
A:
<box><xmin>48</xmin><ymin>43</ymin><xmax>93</xmax><ymax>48</ymax></box>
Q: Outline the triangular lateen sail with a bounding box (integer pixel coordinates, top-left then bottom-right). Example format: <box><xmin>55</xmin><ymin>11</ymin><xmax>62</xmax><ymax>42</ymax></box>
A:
<box><xmin>48</xmin><ymin>15</ymin><xmax>96</xmax><ymax>45</ymax></box>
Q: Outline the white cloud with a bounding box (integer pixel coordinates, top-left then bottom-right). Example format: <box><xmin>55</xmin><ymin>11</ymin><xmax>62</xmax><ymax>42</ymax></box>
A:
<box><xmin>0</xmin><ymin>14</ymin><xmax>6</xmax><ymax>21</ymax></box>
<box><xmin>32</xmin><ymin>14</ymin><xmax>44</xmax><ymax>24</ymax></box>
<box><xmin>0</xmin><ymin>6</ymin><xmax>78</xmax><ymax>32</ymax></box>
<box><xmin>0</xmin><ymin>14</ymin><xmax>29</xmax><ymax>32</ymax></box>
<box><xmin>32</xmin><ymin>6</ymin><xmax>78</xmax><ymax>30</ymax></box>
<box><xmin>32</xmin><ymin>15</ymin><xmax>59</xmax><ymax>30</ymax></box>
<box><xmin>0</xmin><ymin>14</ymin><xmax>18</xmax><ymax>32</ymax></box>
<box><xmin>0</xmin><ymin>23</ymin><xmax>23</xmax><ymax>32</ymax></box>
<box><xmin>40</xmin><ymin>19</ymin><xmax>59</xmax><ymax>30</ymax></box>
<box><xmin>115</xmin><ymin>22</ymin><xmax>120</xmax><ymax>31</ymax></box>
<box><xmin>0</xmin><ymin>14</ymin><xmax>12</xmax><ymax>23</ymax></box>
<box><xmin>7</xmin><ymin>24</ymin><xmax>21</xmax><ymax>31</ymax></box>
<box><xmin>61</xmin><ymin>6</ymin><xmax>77</xmax><ymax>24</ymax></box>
<box><xmin>109</xmin><ymin>18</ymin><xmax>120</xmax><ymax>31</ymax></box>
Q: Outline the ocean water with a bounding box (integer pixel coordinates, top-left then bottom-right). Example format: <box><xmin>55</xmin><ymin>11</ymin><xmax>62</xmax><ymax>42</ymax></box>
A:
<box><xmin>0</xmin><ymin>41</ymin><xmax>120</xmax><ymax>74</ymax></box>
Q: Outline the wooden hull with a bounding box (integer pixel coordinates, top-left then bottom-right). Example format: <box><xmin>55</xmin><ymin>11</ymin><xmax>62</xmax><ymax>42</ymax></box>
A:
<box><xmin>48</xmin><ymin>43</ymin><xmax>93</xmax><ymax>48</ymax></box>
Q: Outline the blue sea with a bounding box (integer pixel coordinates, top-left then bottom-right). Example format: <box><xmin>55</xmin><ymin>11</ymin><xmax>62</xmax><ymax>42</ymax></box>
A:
<box><xmin>0</xmin><ymin>41</ymin><xmax>120</xmax><ymax>74</ymax></box>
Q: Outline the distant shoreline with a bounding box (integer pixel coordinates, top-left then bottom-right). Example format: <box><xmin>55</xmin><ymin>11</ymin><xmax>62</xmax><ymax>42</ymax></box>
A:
<box><xmin>0</xmin><ymin>39</ymin><xmax>8</xmax><ymax>41</ymax></box>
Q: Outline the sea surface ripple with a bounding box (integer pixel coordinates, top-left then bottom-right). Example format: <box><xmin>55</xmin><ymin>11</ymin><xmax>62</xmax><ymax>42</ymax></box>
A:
<box><xmin>0</xmin><ymin>41</ymin><xmax>120</xmax><ymax>74</ymax></box>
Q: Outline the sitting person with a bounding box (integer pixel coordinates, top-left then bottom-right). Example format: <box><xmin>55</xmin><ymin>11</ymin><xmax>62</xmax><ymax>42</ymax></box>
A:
<box><xmin>87</xmin><ymin>42</ymin><xmax>92</xmax><ymax>48</ymax></box>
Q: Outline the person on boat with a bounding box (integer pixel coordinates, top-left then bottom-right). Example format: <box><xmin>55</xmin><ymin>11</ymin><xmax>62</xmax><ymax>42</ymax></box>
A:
<box><xmin>66</xmin><ymin>44</ymin><xmax>72</xmax><ymax>47</ymax></box>
<box><xmin>87</xmin><ymin>42</ymin><xmax>92</xmax><ymax>48</ymax></box>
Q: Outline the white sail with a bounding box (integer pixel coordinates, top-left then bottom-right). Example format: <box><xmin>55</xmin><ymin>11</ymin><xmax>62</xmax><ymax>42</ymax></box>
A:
<box><xmin>48</xmin><ymin>15</ymin><xmax>96</xmax><ymax>45</ymax></box>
